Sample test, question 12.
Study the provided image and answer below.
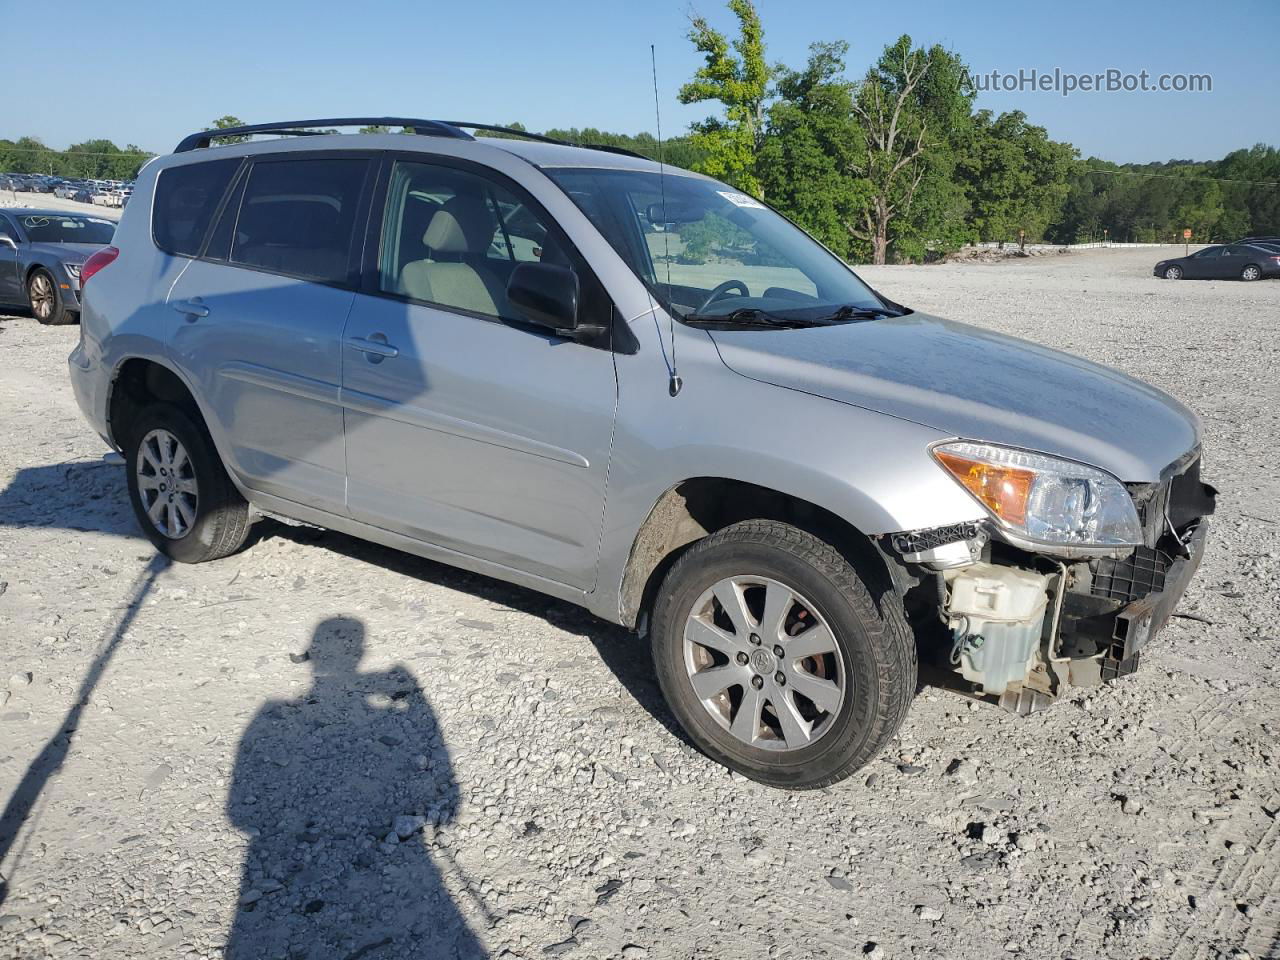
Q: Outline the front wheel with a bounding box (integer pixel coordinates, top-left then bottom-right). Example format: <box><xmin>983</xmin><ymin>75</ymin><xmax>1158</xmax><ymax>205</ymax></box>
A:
<box><xmin>1242</xmin><ymin>264</ymin><xmax>1262</xmax><ymax>281</ymax></box>
<box><xmin>1163</xmin><ymin>265</ymin><xmax>1183</xmax><ymax>280</ymax></box>
<box><xmin>28</xmin><ymin>268</ymin><xmax>72</xmax><ymax>325</ymax></box>
<box><xmin>651</xmin><ymin>520</ymin><xmax>917</xmax><ymax>789</ymax></box>
<box><xmin>124</xmin><ymin>403</ymin><xmax>253</xmax><ymax>563</ymax></box>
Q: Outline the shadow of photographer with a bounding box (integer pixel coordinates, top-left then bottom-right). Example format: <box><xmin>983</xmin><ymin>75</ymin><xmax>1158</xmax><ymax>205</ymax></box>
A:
<box><xmin>224</xmin><ymin>616</ymin><xmax>486</xmax><ymax>959</ymax></box>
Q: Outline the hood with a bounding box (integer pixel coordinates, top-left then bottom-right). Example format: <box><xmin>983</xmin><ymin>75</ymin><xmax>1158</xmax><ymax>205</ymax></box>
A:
<box><xmin>708</xmin><ymin>312</ymin><xmax>1200</xmax><ymax>483</ymax></box>
<box><xmin>26</xmin><ymin>241</ymin><xmax>106</xmax><ymax>264</ymax></box>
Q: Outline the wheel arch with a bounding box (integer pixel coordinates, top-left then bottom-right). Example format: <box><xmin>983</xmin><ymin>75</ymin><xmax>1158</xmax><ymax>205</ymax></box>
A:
<box><xmin>107</xmin><ymin>356</ymin><xmax>207</xmax><ymax>450</ymax></box>
<box><xmin>617</xmin><ymin>477</ymin><xmax>895</xmax><ymax>630</ymax></box>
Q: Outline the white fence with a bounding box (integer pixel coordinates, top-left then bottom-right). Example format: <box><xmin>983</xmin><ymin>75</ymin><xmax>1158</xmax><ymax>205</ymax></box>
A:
<box><xmin>973</xmin><ymin>241</ymin><xmax>1190</xmax><ymax>252</ymax></box>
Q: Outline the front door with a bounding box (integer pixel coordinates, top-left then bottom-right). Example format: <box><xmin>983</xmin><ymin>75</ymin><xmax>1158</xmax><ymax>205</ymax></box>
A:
<box><xmin>0</xmin><ymin>215</ymin><xmax>20</xmax><ymax>304</ymax></box>
<box><xmin>167</xmin><ymin>154</ymin><xmax>372</xmax><ymax>513</ymax></box>
<box><xmin>341</xmin><ymin>157</ymin><xmax>617</xmax><ymax>590</ymax></box>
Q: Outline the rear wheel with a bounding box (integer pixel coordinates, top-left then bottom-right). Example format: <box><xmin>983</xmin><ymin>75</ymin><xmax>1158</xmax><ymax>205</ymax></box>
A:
<box><xmin>1241</xmin><ymin>264</ymin><xmax>1262</xmax><ymax>281</ymax></box>
<box><xmin>1163</xmin><ymin>265</ymin><xmax>1183</xmax><ymax>280</ymax></box>
<box><xmin>651</xmin><ymin>520</ymin><xmax>916</xmax><ymax>789</ymax></box>
<box><xmin>28</xmin><ymin>268</ymin><xmax>72</xmax><ymax>325</ymax></box>
<box><xmin>124</xmin><ymin>403</ymin><xmax>253</xmax><ymax>563</ymax></box>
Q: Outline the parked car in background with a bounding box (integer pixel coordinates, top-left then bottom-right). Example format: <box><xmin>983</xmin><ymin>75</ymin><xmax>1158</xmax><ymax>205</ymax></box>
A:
<box><xmin>69</xmin><ymin>117</ymin><xmax>1217</xmax><ymax>788</ymax></box>
<box><xmin>54</xmin><ymin>181</ymin><xmax>88</xmax><ymax>200</ymax></box>
<box><xmin>0</xmin><ymin>208</ymin><xmax>116</xmax><ymax>324</ymax></box>
<box><xmin>1154</xmin><ymin>244</ymin><xmax>1280</xmax><ymax>281</ymax></box>
<box><xmin>1240</xmin><ymin>235</ymin><xmax>1280</xmax><ymax>247</ymax></box>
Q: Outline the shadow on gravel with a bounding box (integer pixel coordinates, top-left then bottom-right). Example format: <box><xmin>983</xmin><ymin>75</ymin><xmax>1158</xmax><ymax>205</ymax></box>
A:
<box><xmin>225</xmin><ymin>616</ymin><xmax>486</xmax><ymax>959</ymax></box>
<box><xmin>0</xmin><ymin>553</ymin><xmax>168</xmax><ymax>906</ymax></box>
<box><xmin>263</xmin><ymin>523</ymin><xmax>697</xmax><ymax>751</ymax></box>
<box><xmin>0</xmin><ymin>460</ymin><xmax>138</xmax><ymax>540</ymax></box>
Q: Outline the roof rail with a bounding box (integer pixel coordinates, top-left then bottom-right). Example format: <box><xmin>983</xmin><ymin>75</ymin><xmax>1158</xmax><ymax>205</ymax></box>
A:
<box><xmin>174</xmin><ymin>118</ymin><xmax>474</xmax><ymax>153</ymax></box>
<box><xmin>442</xmin><ymin>122</ymin><xmax>572</xmax><ymax>146</ymax></box>
<box><xmin>443</xmin><ymin>123</ymin><xmax>651</xmax><ymax>161</ymax></box>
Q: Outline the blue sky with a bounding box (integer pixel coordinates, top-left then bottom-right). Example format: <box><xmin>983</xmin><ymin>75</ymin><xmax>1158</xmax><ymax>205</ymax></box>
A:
<box><xmin>7</xmin><ymin>0</ymin><xmax>1276</xmax><ymax>162</ymax></box>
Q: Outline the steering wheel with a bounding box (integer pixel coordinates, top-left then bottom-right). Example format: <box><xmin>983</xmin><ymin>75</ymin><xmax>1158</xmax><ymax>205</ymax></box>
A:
<box><xmin>695</xmin><ymin>279</ymin><xmax>749</xmax><ymax>314</ymax></box>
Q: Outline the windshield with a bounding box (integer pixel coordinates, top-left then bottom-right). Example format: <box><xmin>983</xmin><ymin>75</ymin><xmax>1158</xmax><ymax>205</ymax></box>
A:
<box><xmin>544</xmin><ymin>168</ymin><xmax>889</xmax><ymax>321</ymax></box>
<box><xmin>19</xmin><ymin>214</ymin><xmax>116</xmax><ymax>244</ymax></box>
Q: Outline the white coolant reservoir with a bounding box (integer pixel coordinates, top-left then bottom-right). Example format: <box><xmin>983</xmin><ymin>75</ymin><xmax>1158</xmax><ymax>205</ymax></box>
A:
<box><xmin>944</xmin><ymin>563</ymin><xmax>1051</xmax><ymax>696</ymax></box>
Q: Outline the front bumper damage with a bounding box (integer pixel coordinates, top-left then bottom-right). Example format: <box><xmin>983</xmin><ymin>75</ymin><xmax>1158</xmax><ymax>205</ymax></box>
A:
<box><xmin>882</xmin><ymin>454</ymin><xmax>1216</xmax><ymax>714</ymax></box>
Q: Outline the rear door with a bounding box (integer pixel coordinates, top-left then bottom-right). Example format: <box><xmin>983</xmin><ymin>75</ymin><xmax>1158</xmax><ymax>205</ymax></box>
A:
<box><xmin>167</xmin><ymin>152</ymin><xmax>373</xmax><ymax>513</ymax></box>
<box><xmin>1217</xmin><ymin>245</ymin><xmax>1248</xmax><ymax>279</ymax></box>
<box><xmin>339</xmin><ymin>155</ymin><xmax>618</xmax><ymax>589</ymax></box>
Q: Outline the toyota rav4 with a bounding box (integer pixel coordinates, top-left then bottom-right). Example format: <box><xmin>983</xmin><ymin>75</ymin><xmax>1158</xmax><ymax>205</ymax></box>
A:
<box><xmin>69</xmin><ymin>117</ymin><xmax>1216</xmax><ymax>789</ymax></box>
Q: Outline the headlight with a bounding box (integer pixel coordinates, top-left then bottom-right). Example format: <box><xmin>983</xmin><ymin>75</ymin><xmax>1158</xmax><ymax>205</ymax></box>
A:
<box><xmin>64</xmin><ymin>262</ymin><xmax>82</xmax><ymax>279</ymax></box>
<box><xmin>932</xmin><ymin>441</ymin><xmax>1142</xmax><ymax>547</ymax></box>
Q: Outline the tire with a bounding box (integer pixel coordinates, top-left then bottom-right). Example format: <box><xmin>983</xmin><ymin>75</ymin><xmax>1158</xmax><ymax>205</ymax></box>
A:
<box><xmin>123</xmin><ymin>402</ymin><xmax>253</xmax><ymax>563</ymax></box>
<box><xmin>650</xmin><ymin>520</ymin><xmax>916</xmax><ymax>790</ymax></box>
<box><xmin>1163</xmin><ymin>265</ymin><xmax>1183</xmax><ymax>280</ymax></box>
<box><xmin>1241</xmin><ymin>264</ymin><xmax>1262</xmax><ymax>282</ymax></box>
<box><xmin>28</xmin><ymin>268</ymin><xmax>72</xmax><ymax>325</ymax></box>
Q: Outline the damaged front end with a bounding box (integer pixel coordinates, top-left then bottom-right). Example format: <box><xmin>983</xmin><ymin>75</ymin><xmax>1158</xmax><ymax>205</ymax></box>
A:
<box><xmin>882</xmin><ymin>450</ymin><xmax>1216</xmax><ymax>714</ymax></box>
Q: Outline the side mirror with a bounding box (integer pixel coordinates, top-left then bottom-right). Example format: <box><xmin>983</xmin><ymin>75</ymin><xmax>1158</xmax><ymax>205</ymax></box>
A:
<box><xmin>507</xmin><ymin>262</ymin><xmax>581</xmax><ymax>333</ymax></box>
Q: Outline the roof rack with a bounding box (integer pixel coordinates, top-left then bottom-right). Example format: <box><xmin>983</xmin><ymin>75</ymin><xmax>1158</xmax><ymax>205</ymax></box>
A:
<box><xmin>173</xmin><ymin>117</ymin><xmax>654</xmax><ymax>162</ymax></box>
<box><xmin>444</xmin><ymin>123</ymin><xmax>650</xmax><ymax>160</ymax></box>
<box><xmin>174</xmin><ymin>118</ymin><xmax>473</xmax><ymax>153</ymax></box>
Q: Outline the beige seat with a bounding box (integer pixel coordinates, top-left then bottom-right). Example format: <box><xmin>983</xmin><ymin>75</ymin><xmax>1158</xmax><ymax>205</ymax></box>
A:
<box><xmin>400</xmin><ymin>195</ymin><xmax>507</xmax><ymax>315</ymax></box>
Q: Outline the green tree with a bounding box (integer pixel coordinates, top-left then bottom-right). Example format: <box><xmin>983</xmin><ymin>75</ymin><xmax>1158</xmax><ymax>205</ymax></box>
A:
<box><xmin>677</xmin><ymin>0</ymin><xmax>770</xmax><ymax>196</ymax></box>
<box><xmin>207</xmin><ymin>115</ymin><xmax>251</xmax><ymax>144</ymax></box>
<box><xmin>758</xmin><ymin>42</ymin><xmax>868</xmax><ymax>259</ymax></box>
<box><xmin>847</xmin><ymin>36</ymin><xmax>971</xmax><ymax>263</ymax></box>
<box><xmin>962</xmin><ymin>110</ymin><xmax>1076</xmax><ymax>244</ymax></box>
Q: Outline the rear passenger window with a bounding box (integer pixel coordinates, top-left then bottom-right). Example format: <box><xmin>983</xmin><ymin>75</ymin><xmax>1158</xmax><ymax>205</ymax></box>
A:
<box><xmin>153</xmin><ymin>159</ymin><xmax>239</xmax><ymax>257</ymax></box>
<box><xmin>229</xmin><ymin>158</ymin><xmax>368</xmax><ymax>284</ymax></box>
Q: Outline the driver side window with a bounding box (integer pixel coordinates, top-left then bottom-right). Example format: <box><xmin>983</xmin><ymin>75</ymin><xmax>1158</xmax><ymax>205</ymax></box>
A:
<box><xmin>377</xmin><ymin>160</ymin><xmax>576</xmax><ymax>322</ymax></box>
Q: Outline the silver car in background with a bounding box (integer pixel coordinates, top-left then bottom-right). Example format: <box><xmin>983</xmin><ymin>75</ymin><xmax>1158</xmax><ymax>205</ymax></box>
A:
<box><xmin>68</xmin><ymin>117</ymin><xmax>1216</xmax><ymax>789</ymax></box>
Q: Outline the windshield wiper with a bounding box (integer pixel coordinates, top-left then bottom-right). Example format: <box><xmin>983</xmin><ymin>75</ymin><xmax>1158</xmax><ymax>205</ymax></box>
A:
<box><xmin>682</xmin><ymin>308</ymin><xmax>818</xmax><ymax>329</ymax></box>
<box><xmin>814</xmin><ymin>304</ymin><xmax>902</xmax><ymax>322</ymax></box>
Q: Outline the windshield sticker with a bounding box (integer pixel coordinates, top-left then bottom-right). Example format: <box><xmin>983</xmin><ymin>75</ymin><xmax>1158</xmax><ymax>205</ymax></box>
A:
<box><xmin>717</xmin><ymin>190</ymin><xmax>765</xmax><ymax>209</ymax></box>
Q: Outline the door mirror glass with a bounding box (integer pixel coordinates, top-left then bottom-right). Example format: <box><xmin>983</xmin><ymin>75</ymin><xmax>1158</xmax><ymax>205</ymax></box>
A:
<box><xmin>507</xmin><ymin>262</ymin><xmax>580</xmax><ymax>332</ymax></box>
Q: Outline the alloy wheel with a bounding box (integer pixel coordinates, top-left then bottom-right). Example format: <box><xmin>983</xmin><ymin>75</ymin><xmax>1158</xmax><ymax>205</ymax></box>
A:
<box><xmin>136</xmin><ymin>429</ymin><xmax>199</xmax><ymax>539</ymax></box>
<box><xmin>28</xmin><ymin>273</ymin><xmax>54</xmax><ymax>320</ymax></box>
<box><xmin>683</xmin><ymin>575</ymin><xmax>846</xmax><ymax>751</ymax></box>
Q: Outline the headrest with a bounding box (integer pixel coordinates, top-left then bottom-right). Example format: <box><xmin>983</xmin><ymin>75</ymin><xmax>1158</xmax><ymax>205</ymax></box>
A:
<box><xmin>423</xmin><ymin>194</ymin><xmax>495</xmax><ymax>254</ymax></box>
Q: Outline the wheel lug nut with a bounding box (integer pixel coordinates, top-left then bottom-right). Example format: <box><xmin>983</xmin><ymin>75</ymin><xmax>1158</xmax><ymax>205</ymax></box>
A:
<box><xmin>736</xmin><ymin>652</ymin><xmax>749</xmax><ymax>665</ymax></box>
<box><xmin>775</xmin><ymin>671</ymin><xmax>786</xmax><ymax>686</ymax></box>
<box><xmin>773</xmin><ymin>645</ymin><xmax>784</xmax><ymax>658</ymax></box>
<box><xmin>751</xmin><ymin>675</ymin><xmax>764</xmax><ymax>689</ymax></box>
<box><xmin>749</xmin><ymin>633</ymin><xmax>761</xmax><ymax>646</ymax></box>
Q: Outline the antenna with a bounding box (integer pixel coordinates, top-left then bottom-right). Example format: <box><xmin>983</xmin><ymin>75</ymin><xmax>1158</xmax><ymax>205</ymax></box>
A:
<box><xmin>651</xmin><ymin>44</ymin><xmax>682</xmax><ymax>397</ymax></box>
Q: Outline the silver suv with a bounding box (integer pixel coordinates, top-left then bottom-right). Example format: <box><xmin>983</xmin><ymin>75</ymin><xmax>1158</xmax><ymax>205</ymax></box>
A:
<box><xmin>69</xmin><ymin>117</ymin><xmax>1216</xmax><ymax>789</ymax></box>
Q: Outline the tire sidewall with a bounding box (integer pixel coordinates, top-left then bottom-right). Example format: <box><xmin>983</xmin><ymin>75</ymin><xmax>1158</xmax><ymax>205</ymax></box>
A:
<box><xmin>653</xmin><ymin>535</ymin><xmax>895</xmax><ymax>788</ymax></box>
<box><xmin>124</xmin><ymin>403</ymin><xmax>230</xmax><ymax>562</ymax></box>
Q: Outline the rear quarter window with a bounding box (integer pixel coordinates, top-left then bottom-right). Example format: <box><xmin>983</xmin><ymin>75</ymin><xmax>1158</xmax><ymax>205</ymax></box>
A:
<box><xmin>152</xmin><ymin>158</ymin><xmax>240</xmax><ymax>258</ymax></box>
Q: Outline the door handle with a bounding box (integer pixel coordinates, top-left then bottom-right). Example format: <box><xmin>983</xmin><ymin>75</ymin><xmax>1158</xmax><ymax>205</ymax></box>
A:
<box><xmin>345</xmin><ymin>335</ymin><xmax>399</xmax><ymax>360</ymax></box>
<box><xmin>171</xmin><ymin>298</ymin><xmax>209</xmax><ymax>319</ymax></box>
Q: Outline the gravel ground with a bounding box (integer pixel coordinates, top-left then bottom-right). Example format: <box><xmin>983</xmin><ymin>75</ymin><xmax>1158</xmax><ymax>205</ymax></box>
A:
<box><xmin>0</xmin><ymin>194</ymin><xmax>118</xmax><ymax>216</ymax></box>
<box><xmin>1</xmin><ymin>247</ymin><xmax>1278</xmax><ymax>960</ymax></box>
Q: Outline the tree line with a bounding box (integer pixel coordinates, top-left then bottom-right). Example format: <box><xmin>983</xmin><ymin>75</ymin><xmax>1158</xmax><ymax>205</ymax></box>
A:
<box><xmin>0</xmin><ymin>137</ymin><xmax>151</xmax><ymax>182</ymax></box>
<box><xmin>4</xmin><ymin>3</ymin><xmax>1276</xmax><ymax>262</ymax></box>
